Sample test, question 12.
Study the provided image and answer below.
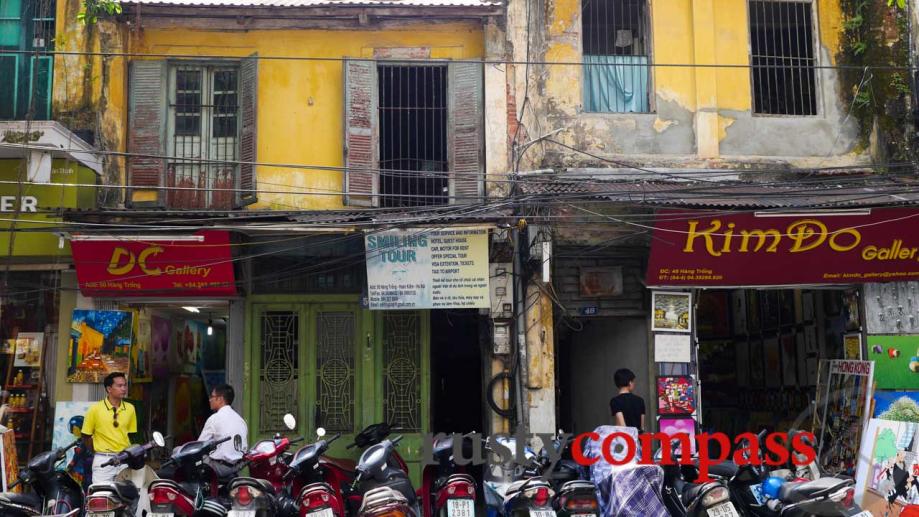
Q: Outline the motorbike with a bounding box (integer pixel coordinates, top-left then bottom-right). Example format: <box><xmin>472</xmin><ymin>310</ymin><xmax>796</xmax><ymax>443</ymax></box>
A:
<box><xmin>483</xmin><ymin>435</ymin><xmax>540</xmax><ymax>517</ymax></box>
<box><xmin>502</xmin><ymin>476</ymin><xmax>557</xmax><ymax>517</ymax></box>
<box><xmin>0</xmin><ymin>438</ymin><xmax>84</xmax><ymax>516</ymax></box>
<box><xmin>350</xmin><ymin>433</ymin><xmax>418</xmax><ymax>517</ymax></box>
<box><xmin>540</xmin><ymin>434</ymin><xmax>597</xmax><ymax>517</ymax></box>
<box><xmin>228</xmin><ymin>413</ymin><xmax>301</xmax><ymax>517</ymax></box>
<box><xmin>84</xmin><ymin>431</ymin><xmax>167</xmax><ymax>516</ymax></box>
<box><xmin>656</xmin><ymin>438</ymin><xmax>740</xmax><ymax>517</ymax></box>
<box><xmin>148</xmin><ymin>434</ymin><xmax>242</xmax><ymax>517</ymax></box>
<box><xmin>423</xmin><ymin>433</ymin><xmax>479</xmax><ymax>517</ymax></box>
<box><xmin>285</xmin><ymin>426</ymin><xmax>347</xmax><ymax>517</ymax></box>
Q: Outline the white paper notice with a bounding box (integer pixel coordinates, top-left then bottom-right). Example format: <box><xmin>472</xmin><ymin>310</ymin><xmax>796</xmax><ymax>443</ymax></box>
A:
<box><xmin>654</xmin><ymin>334</ymin><xmax>691</xmax><ymax>363</ymax></box>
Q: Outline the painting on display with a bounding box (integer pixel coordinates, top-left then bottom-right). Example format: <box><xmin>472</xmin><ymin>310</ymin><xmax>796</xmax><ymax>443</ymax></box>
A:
<box><xmin>873</xmin><ymin>392</ymin><xmax>919</xmax><ymax>420</ymax></box>
<box><xmin>12</xmin><ymin>333</ymin><xmax>42</xmax><ymax>368</ymax></box>
<box><xmin>174</xmin><ymin>320</ymin><xmax>207</xmax><ymax>374</ymax></box>
<box><xmin>0</xmin><ymin>428</ymin><xmax>16</xmax><ymax>492</ymax></box>
<box><xmin>658</xmin><ymin>417</ymin><xmax>697</xmax><ymax>455</ymax></box>
<box><xmin>865</xmin><ymin>282</ymin><xmax>919</xmax><ymax>334</ymax></box>
<box><xmin>736</xmin><ymin>339</ymin><xmax>749</xmax><ymax>387</ymax></box>
<box><xmin>781</xmin><ymin>334</ymin><xmax>797</xmax><ymax>386</ymax></box>
<box><xmin>844</xmin><ymin>290</ymin><xmax>861</xmax><ymax>332</ymax></box>
<box><xmin>761</xmin><ymin>291</ymin><xmax>780</xmax><ymax>330</ymax></box>
<box><xmin>805</xmin><ymin>325</ymin><xmax>818</xmax><ymax>354</ymax></box>
<box><xmin>764</xmin><ymin>337</ymin><xmax>781</xmax><ymax>388</ymax></box>
<box><xmin>52</xmin><ymin>401</ymin><xmax>94</xmax><ymax>489</ymax></box>
<box><xmin>172</xmin><ymin>375</ymin><xmax>208</xmax><ymax>445</ymax></box>
<box><xmin>747</xmin><ymin>291</ymin><xmax>762</xmax><ymax>333</ymax></box>
<box><xmin>732</xmin><ymin>290</ymin><xmax>747</xmax><ymax>335</ymax></box>
<box><xmin>151</xmin><ymin>316</ymin><xmax>171</xmax><ymax>378</ymax></box>
<box><xmin>750</xmin><ymin>339</ymin><xmax>765</xmax><ymax>387</ymax></box>
<box><xmin>845</xmin><ymin>333</ymin><xmax>863</xmax><ymax>361</ymax></box>
<box><xmin>67</xmin><ymin>310</ymin><xmax>134</xmax><ymax>383</ymax></box>
<box><xmin>652</xmin><ymin>292</ymin><xmax>691</xmax><ymax>333</ymax></box>
<box><xmin>813</xmin><ymin>359</ymin><xmax>875</xmax><ymax>478</ymax></box>
<box><xmin>696</xmin><ymin>291</ymin><xmax>730</xmax><ymax>339</ymax></box>
<box><xmin>132</xmin><ymin>311</ymin><xmax>153</xmax><ymax>383</ymax></box>
<box><xmin>856</xmin><ymin>418</ymin><xmax>919</xmax><ymax>508</ymax></box>
<box><xmin>867</xmin><ymin>335</ymin><xmax>919</xmax><ymax>390</ymax></box>
<box><xmin>795</xmin><ymin>334</ymin><xmax>807</xmax><ymax>388</ymax></box>
<box><xmin>780</xmin><ymin>290</ymin><xmax>795</xmax><ymax>326</ymax></box>
<box><xmin>657</xmin><ymin>376</ymin><xmax>696</xmax><ymax>415</ymax></box>
<box><xmin>802</xmin><ymin>292</ymin><xmax>815</xmax><ymax>322</ymax></box>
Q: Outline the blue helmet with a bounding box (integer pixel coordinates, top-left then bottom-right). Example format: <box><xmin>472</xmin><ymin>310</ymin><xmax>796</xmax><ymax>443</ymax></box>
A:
<box><xmin>762</xmin><ymin>476</ymin><xmax>785</xmax><ymax>500</ymax></box>
<box><xmin>68</xmin><ymin>415</ymin><xmax>84</xmax><ymax>431</ymax></box>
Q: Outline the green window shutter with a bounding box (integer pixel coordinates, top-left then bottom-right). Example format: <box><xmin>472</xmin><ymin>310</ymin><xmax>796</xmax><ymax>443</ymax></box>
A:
<box><xmin>28</xmin><ymin>55</ymin><xmax>51</xmax><ymax>120</ymax></box>
<box><xmin>0</xmin><ymin>0</ymin><xmax>21</xmax><ymax>47</ymax></box>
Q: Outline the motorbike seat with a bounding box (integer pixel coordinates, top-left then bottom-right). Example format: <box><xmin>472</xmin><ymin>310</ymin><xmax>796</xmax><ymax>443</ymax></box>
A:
<box><xmin>0</xmin><ymin>491</ymin><xmax>41</xmax><ymax>511</ymax></box>
<box><xmin>88</xmin><ymin>481</ymin><xmax>139</xmax><ymax>501</ymax></box>
<box><xmin>505</xmin><ymin>477</ymin><xmax>554</xmax><ymax>501</ymax></box>
<box><xmin>360</xmin><ymin>485</ymin><xmax>408</xmax><ymax>514</ymax></box>
<box><xmin>778</xmin><ymin>477</ymin><xmax>852</xmax><ymax>503</ymax></box>
<box><xmin>558</xmin><ymin>480</ymin><xmax>595</xmax><ymax>495</ymax></box>
<box><xmin>680</xmin><ymin>481</ymin><xmax>723</xmax><ymax>507</ymax></box>
<box><xmin>708</xmin><ymin>461</ymin><xmax>740</xmax><ymax>479</ymax></box>
<box><xmin>230</xmin><ymin>477</ymin><xmax>276</xmax><ymax>495</ymax></box>
<box><xmin>322</xmin><ymin>455</ymin><xmax>357</xmax><ymax>472</ymax></box>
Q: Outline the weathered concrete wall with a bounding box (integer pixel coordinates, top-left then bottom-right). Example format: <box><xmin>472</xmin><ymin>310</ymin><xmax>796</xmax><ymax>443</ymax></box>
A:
<box><xmin>503</xmin><ymin>0</ymin><xmax>869</xmax><ymax>169</ymax></box>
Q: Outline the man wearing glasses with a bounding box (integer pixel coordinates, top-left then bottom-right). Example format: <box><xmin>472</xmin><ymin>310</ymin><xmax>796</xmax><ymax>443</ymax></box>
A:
<box><xmin>198</xmin><ymin>384</ymin><xmax>248</xmax><ymax>477</ymax></box>
<box><xmin>81</xmin><ymin>372</ymin><xmax>138</xmax><ymax>484</ymax></box>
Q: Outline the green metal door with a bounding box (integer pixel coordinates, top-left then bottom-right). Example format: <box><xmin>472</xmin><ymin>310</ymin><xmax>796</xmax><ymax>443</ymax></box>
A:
<box><xmin>247</xmin><ymin>297</ymin><xmax>430</xmax><ymax>483</ymax></box>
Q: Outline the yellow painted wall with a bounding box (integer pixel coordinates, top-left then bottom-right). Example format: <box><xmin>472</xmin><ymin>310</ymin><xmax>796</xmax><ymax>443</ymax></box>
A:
<box><xmin>55</xmin><ymin>3</ymin><xmax>483</xmax><ymax>211</ymax></box>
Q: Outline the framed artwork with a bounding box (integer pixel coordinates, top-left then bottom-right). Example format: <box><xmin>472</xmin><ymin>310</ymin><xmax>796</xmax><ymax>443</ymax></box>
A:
<box><xmin>656</xmin><ymin>376</ymin><xmax>696</xmax><ymax>415</ymax></box>
<box><xmin>747</xmin><ymin>291</ymin><xmax>761</xmax><ymax>333</ymax></box>
<box><xmin>802</xmin><ymin>292</ymin><xmax>815</xmax><ymax>322</ymax></box>
<box><xmin>750</xmin><ymin>339</ymin><xmax>765</xmax><ymax>387</ymax></box>
<box><xmin>12</xmin><ymin>333</ymin><xmax>43</xmax><ymax>368</ymax></box>
<box><xmin>761</xmin><ymin>291</ymin><xmax>780</xmax><ymax>330</ymax></box>
<box><xmin>697</xmin><ymin>290</ymin><xmax>731</xmax><ymax>339</ymax></box>
<box><xmin>67</xmin><ymin>310</ymin><xmax>134</xmax><ymax>383</ymax></box>
<box><xmin>806</xmin><ymin>357</ymin><xmax>819</xmax><ymax>386</ymax></box>
<box><xmin>866</xmin><ymin>335</ymin><xmax>919</xmax><ymax>389</ymax></box>
<box><xmin>795</xmin><ymin>333</ymin><xmax>807</xmax><ymax>387</ymax></box>
<box><xmin>844</xmin><ymin>333</ymin><xmax>862</xmax><ymax>360</ymax></box>
<box><xmin>843</xmin><ymin>290</ymin><xmax>860</xmax><ymax>331</ymax></box>
<box><xmin>579</xmin><ymin>267</ymin><xmax>623</xmax><ymax>297</ymax></box>
<box><xmin>652</xmin><ymin>292</ymin><xmax>691</xmax><ymax>333</ymax></box>
<box><xmin>658</xmin><ymin>416</ymin><xmax>697</xmax><ymax>456</ymax></box>
<box><xmin>732</xmin><ymin>290</ymin><xmax>747</xmax><ymax>335</ymax></box>
<box><xmin>735</xmin><ymin>339</ymin><xmax>750</xmax><ymax>387</ymax></box>
<box><xmin>804</xmin><ymin>325</ymin><xmax>818</xmax><ymax>354</ymax></box>
<box><xmin>824</xmin><ymin>291</ymin><xmax>842</xmax><ymax>317</ymax></box>
<box><xmin>781</xmin><ymin>334</ymin><xmax>797</xmax><ymax>386</ymax></box>
<box><xmin>779</xmin><ymin>290</ymin><xmax>795</xmax><ymax>326</ymax></box>
<box><xmin>764</xmin><ymin>337</ymin><xmax>781</xmax><ymax>388</ymax></box>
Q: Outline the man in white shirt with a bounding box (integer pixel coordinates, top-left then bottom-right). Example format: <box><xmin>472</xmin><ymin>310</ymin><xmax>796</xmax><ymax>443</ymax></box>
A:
<box><xmin>198</xmin><ymin>383</ymin><xmax>248</xmax><ymax>478</ymax></box>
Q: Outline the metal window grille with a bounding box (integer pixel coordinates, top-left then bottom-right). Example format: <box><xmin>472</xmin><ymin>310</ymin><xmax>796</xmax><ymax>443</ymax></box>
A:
<box><xmin>167</xmin><ymin>64</ymin><xmax>239</xmax><ymax>209</ymax></box>
<box><xmin>260</xmin><ymin>311</ymin><xmax>299</xmax><ymax>433</ymax></box>
<box><xmin>316</xmin><ymin>312</ymin><xmax>356</xmax><ymax>433</ymax></box>
<box><xmin>378</xmin><ymin>64</ymin><xmax>448</xmax><ymax>208</ymax></box>
<box><xmin>749</xmin><ymin>0</ymin><xmax>817</xmax><ymax>116</ymax></box>
<box><xmin>582</xmin><ymin>0</ymin><xmax>651</xmax><ymax>113</ymax></box>
<box><xmin>383</xmin><ymin>312</ymin><xmax>421</xmax><ymax>432</ymax></box>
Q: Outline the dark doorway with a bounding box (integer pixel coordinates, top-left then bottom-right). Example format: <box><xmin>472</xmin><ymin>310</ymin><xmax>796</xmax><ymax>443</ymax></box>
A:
<box><xmin>431</xmin><ymin>310</ymin><xmax>483</xmax><ymax>433</ymax></box>
<box><xmin>378</xmin><ymin>64</ymin><xmax>448</xmax><ymax>208</ymax></box>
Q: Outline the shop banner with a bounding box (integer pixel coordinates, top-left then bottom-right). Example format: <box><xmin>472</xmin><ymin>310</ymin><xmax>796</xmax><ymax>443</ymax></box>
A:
<box><xmin>71</xmin><ymin>230</ymin><xmax>236</xmax><ymax>296</ymax></box>
<box><xmin>365</xmin><ymin>227</ymin><xmax>490</xmax><ymax>310</ymax></box>
<box><xmin>647</xmin><ymin>208</ymin><xmax>919</xmax><ymax>286</ymax></box>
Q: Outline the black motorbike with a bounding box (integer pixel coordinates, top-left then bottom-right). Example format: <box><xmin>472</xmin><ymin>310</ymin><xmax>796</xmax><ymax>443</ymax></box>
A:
<box><xmin>0</xmin><ymin>439</ymin><xmax>84</xmax><ymax>516</ymax></box>
<box><xmin>657</xmin><ymin>439</ymin><xmax>741</xmax><ymax>517</ymax></box>
<box><xmin>149</xmin><ymin>435</ymin><xmax>242</xmax><ymax>517</ymax></box>
<box><xmin>84</xmin><ymin>431</ymin><xmax>166</xmax><ymax>516</ymax></box>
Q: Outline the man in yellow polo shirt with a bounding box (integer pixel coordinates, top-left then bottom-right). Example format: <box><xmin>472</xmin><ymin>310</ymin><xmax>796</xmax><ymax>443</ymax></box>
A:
<box><xmin>82</xmin><ymin>372</ymin><xmax>138</xmax><ymax>484</ymax></box>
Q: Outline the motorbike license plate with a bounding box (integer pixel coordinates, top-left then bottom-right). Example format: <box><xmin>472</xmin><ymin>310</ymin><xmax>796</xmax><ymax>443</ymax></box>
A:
<box><xmin>89</xmin><ymin>513</ymin><xmax>115</xmax><ymax>517</ymax></box>
<box><xmin>227</xmin><ymin>512</ymin><xmax>257</xmax><ymax>517</ymax></box>
<box><xmin>307</xmin><ymin>509</ymin><xmax>335</xmax><ymax>517</ymax></box>
<box><xmin>707</xmin><ymin>502</ymin><xmax>740</xmax><ymax>517</ymax></box>
<box><xmin>447</xmin><ymin>499</ymin><xmax>474</xmax><ymax>517</ymax></box>
<box><xmin>531</xmin><ymin>511</ymin><xmax>556</xmax><ymax>517</ymax></box>
<box><xmin>148</xmin><ymin>514</ymin><xmax>174</xmax><ymax>517</ymax></box>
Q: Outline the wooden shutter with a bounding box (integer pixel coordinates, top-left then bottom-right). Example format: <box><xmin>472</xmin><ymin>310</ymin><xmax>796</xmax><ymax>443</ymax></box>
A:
<box><xmin>343</xmin><ymin>59</ymin><xmax>378</xmax><ymax>207</ymax></box>
<box><xmin>237</xmin><ymin>53</ymin><xmax>258</xmax><ymax>207</ymax></box>
<box><xmin>448</xmin><ymin>62</ymin><xmax>484</xmax><ymax>205</ymax></box>
<box><xmin>127</xmin><ymin>60</ymin><xmax>166</xmax><ymax>207</ymax></box>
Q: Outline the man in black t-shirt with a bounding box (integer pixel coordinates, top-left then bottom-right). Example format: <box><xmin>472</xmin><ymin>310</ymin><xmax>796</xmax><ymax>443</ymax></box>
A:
<box><xmin>609</xmin><ymin>368</ymin><xmax>645</xmax><ymax>433</ymax></box>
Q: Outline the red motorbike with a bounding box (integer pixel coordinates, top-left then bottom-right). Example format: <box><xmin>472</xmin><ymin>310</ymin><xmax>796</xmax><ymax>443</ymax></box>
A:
<box><xmin>228</xmin><ymin>413</ymin><xmax>302</xmax><ymax>517</ymax></box>
<box><xmin>421</xmin><ymin>434</ymin><xmax>478</xmax><ymax>517</ymax></box>
<box><xmin>149</xmin><ymin>435</ymin><xmax>241</xmax><ymax>516</ymax></box>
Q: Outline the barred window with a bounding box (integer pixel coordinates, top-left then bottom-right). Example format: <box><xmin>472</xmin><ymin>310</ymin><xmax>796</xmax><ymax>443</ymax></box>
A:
<box><xmin>749</xmin><ymin>0</ymin><xmax>818</xmax><ymax>116</ymax></box>
<box><xmin>582</xmin><ymin>0</ymin><xmax>651</xmax><ymax>113</ymax></box>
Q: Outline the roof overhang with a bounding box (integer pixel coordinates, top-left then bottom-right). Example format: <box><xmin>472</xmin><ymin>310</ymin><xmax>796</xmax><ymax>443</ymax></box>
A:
<box><xmin>0</xmin><ymin>121</ymin><xmax>103</xmax><ymax>176</ymax></box>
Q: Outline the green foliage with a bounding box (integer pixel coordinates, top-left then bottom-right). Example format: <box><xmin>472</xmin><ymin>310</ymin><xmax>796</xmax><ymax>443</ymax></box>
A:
<box><xmin>874</xmin><ymin>428</ymin><xmax>899</xmax><ymax>463</ymax></box>
<box><xmin>887</xmin><ymin>0</ymin><xmax>906</xmax><ymax>9</ymax></box>
<box><xmin>78</xmin><ymin>0</ymin><xmax>122</xmax><ymax>24</ymax></box>
<box><xmin>879</xmin><ymin>397</ymin><xmax>919</xmax><ymax>423</ymax></box>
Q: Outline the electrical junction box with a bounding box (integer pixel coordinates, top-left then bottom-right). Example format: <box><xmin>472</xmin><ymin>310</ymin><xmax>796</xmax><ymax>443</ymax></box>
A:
<box><xmin>490</xmin><ymin>263</ymin><xmax>514</xmax><ymax>320</ymax></box>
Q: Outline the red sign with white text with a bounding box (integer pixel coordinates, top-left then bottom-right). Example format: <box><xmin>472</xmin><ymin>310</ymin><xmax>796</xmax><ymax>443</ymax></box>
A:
<box><xmin>646</xmin><ymin>208</ymin><xmax>919</xmax><ymax>286</ymax></box>
<box><xmin>71</xmin><ymin>230</ymin><xmax>237</xmax><ymax>296</ymax></box>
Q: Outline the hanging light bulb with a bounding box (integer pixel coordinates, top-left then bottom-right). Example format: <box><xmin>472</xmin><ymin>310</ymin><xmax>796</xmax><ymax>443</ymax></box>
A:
<box><xmin>207</xmin><ymin>319</ymin><xmax>213</xmax><ymax>336</ymax></box>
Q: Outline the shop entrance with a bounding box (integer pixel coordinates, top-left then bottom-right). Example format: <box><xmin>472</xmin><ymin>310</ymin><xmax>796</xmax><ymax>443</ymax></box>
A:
<box><xmin>431</xmin><ymin>310</ymin><xmax>483</xmax><ymax>434</ymax></box>
<box><xmin>695</xmin><ymin>288</ymin><xmax>860</xmax><ymax>439</ymax></box>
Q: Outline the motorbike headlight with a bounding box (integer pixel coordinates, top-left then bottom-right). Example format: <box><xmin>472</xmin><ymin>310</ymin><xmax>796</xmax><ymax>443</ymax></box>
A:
<box><xmin>700</xmin><ymin>486</ymin><xmax>729</xmax><ymax>508</ymax></box>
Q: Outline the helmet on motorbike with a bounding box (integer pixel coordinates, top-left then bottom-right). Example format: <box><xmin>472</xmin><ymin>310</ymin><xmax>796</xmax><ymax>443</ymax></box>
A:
<box><xmin>762</xmin><ymin>476</ymin><xmax>785</xmax><ymax>500</ymax></box>
<box><xmin>68</xmin><ymin>415</ymin><xmax>84</xmax><ymax>434</ymax></box>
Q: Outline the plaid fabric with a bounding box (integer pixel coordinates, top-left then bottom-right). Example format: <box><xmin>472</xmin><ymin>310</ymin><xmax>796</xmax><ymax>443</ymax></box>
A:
<box><xmin>586</xmin><ymin>425</ymin><xmax>669</xmax><ymax>517</ymax></box>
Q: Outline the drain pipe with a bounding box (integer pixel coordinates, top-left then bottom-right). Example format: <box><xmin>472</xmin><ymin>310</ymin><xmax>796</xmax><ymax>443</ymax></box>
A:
<box><xmin>513</xmin><ymin>226</ymin><xmax>530</xmax><ymax>434</ymax></box>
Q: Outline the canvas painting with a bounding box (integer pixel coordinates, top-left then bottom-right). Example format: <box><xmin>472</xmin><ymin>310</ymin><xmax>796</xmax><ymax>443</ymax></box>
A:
<box><xmin>761</xmin><ymin>291</ymin><xmax>780</xmax><ymax>330</ymax></box>
<box><xmin>652</xmin><ymin>292</ymin><xmax>691</xmax><ymax>332</ymax></box>
<box><xmin>844</xmin><ymin>333</ymin><xmax>863</xmax><ymax>361</ymax></box>
<box><xmin>151</xmin><ymin>316</ymin><xmax>171</xmax><ymax>378</ymax></box>
<box><xmin>132</xmin><ymin>311</ymin><xmax>153</xmax><ymax>383</ymax></box>
<box><xmin>173</xmin><ymin>320</ymin><xmax>207</xmax><ymax>374</ymax></box>
<box><xmin>813</xmin><ymin>360</ymin><xmax>875</xmax><ymax>477</ymax></box>
<box><xmin>0</xmin><ymin>428</ymin><xmax>16</xmax><ymax>492</ymax></box>
<box><xmin>696</xmin><ymin>291</ymin><xmax>730</xmax><ymax>339</ymax></box>
<box><xmin>750</xmin><ymin>339</ymin><xmax>765</xmax><ymax>387</ymax></box>
<box><xmin>658</xmin><ymin>417</ymin><xmax>697</xmax><ymax>455</ymax></box>
<box><xmin>747</xmin><ymin>290</ymin><xmax>761</xmax><ymax>333</ymax></box>
<box><xmin>67</xmin><ymin>310</ymin><xmax>134</xmax><ymax>383</ymax></box>
<box><xmin>780</xmin><ymin>290</ymin><xmax>795</xmax><ymax>326</ymax></box>
<box><xmin>874</xmin><ymin>392</ymin><xmax>919</xmax><ymax>421</ymax></box>
<box><xmin>781</xmin><ymin>334</ymin><xmax>797</xmax><ymax>386</ymax></box>
<box><xmin>844</xmin><ymin>290</ymin><xmax>860</xmax><ymax>331</ymax></box>
<box><xmin>52</xmin><ymin>401</ymin><xmax>94</xmax><ymax>488</ymax></box>
<box><xmin>805</xmin><ymin>325</ymin><xmax>818</xmax><ymax>354</ymax></box>
<box><xmin>657</xmin><ymin>376</ymin><xmax>696</xmax><ymax>415</ymax></box>
<box><xmin>803</xmin><ymin>292</ymin><xmax>815</xmax><ymax>321</ymax></box>
<box><xmin>858</xmin><ymin>418</ymin><xmax>919</xmax><ymax>507</ymax></box>
<box><xmin>764</xmin><ymin>337</ymin><xmax>781</xmax><ymax>388</ymax></box>
<box><xmin>866</xmin><ymin>335</ymin><xmax>919</xmax><ymax>390</ymax></box>
<box><xmin>12</xmin><ymin>333</ymin><xmax>43</xmax><ymax>368</ymax></box>
<box><xmin>732</xmin><ymin>290</ymin><xmax>747</xmax><ymax>335</ymax></box>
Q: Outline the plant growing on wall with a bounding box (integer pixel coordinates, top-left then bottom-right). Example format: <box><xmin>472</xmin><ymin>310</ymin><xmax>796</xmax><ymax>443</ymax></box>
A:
<box><xmin>78</xmin><ymin>0</ymin><xmax>122</xmax><ymax>24</ymax></box>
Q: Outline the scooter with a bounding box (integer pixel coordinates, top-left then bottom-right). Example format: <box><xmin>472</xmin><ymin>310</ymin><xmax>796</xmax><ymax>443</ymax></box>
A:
<box><xmin>0</xmin><ymin>438</ymin><xmax>84</xmax><ymax>516</ymax></box>
<box><xmin>483</xmin><ymin>435</ymin><xmax>540</xmax><ymax>517</ymax></box>
<box><xmin>423</xmin><ymin>433</ymin><xmax>479</xmax><ymax>517</ymax></box>
<box><xmin>228</xmin><ymin>414</ymin><xmax>302</xmax><ymax>517</ymax></box>
<box><xmin>655</xmin><ymin>438</ymin><xmax>740</xmax><ymax>517</ymax></box>
<box><xmin>84</xmin><ymin>431</ymin><xmax>167</xmax><ymax>516</ymax></box>
<box><xmin>286</xmin><ymin>427</ymin><xmax>347</xmax><ymax>517</ymax></box>
<box><xmin>350</xmin><ymin>434</ymin><xmax>418</xmax><ymax>517</ymax></box>
<box><xmin>148</xmin><ymin>435</ymin><xmax>241</xmax><ymax>517</ymax></box>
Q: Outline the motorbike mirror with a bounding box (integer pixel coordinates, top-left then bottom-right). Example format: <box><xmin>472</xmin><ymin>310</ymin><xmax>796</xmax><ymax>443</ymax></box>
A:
<box><xmin>316</xmin><ymin>427</ymin><xmax>327</xmax><ymax>438</ymax></box>
<box><xmin>283</xmin><ymin>413</ymin><xmax>297</xmax><ymax>431</ymax></box>
<box><xmin>153</xmin><ymin>431</ymin><xmax>166</xmax><ymax>448</ymax></box>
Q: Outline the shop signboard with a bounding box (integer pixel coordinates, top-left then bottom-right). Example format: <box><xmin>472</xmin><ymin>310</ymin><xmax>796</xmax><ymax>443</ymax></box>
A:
<box><xmin>364</xmin><ymin>227</ymin><xmax>490</xmax><ymax>310</ymax></box>
<box><xmin>70</xmin><ymin>230</ymin><xmax>237</xmax><ymax>296</ymax></box>
<box><xmin>647</xmin><ymin>208</ymin><xmax>919</xmax><ymax>286</ymax></box>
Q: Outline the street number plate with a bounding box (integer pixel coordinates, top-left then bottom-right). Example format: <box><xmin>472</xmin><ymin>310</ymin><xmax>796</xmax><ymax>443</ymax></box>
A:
<box><xmin>447</xmin><ymin>499</ymin><xmax>474</xmax><ymax>517</ymax></box>
<box><xmin>531</xmin><ymin>511</ymin><xmax>556</xmax><ymax>517</ymax></box>
<box><xmin>708</xmin><ymin>502</ymin><xmax>740</xmax><ymax>517</ymax></box>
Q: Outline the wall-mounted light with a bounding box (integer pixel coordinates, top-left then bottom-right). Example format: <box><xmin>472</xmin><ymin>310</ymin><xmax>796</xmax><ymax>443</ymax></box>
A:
<box><xmin>182</xmin><ymin>306</ymin><xmax>200</xmax><ymax>313</ymax></box>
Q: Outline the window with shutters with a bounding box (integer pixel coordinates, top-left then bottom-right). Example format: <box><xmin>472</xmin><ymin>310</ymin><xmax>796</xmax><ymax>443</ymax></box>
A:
<box><xmin>166</xmin><ymin>64</ymin><xmax>240</xmax><ymax>209</ymax></box>
<box><xmin>749</xmin><ymin>0</ymin><xmax>818</xmax><ymax>116</ymax></box>
<box><xmin>581</xmin><ymin>0</ymin><xmax>651</xmax><ymax>113</ymax></box>
<box><xmin>0</xmin><ymin>0</ymin><xmax>54</xmax><ymax>121</ymax></box>
<box><xmin>344</xmin><ymin>60</ymin><xmax>483</xmax><ymax>207</ymax></box>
